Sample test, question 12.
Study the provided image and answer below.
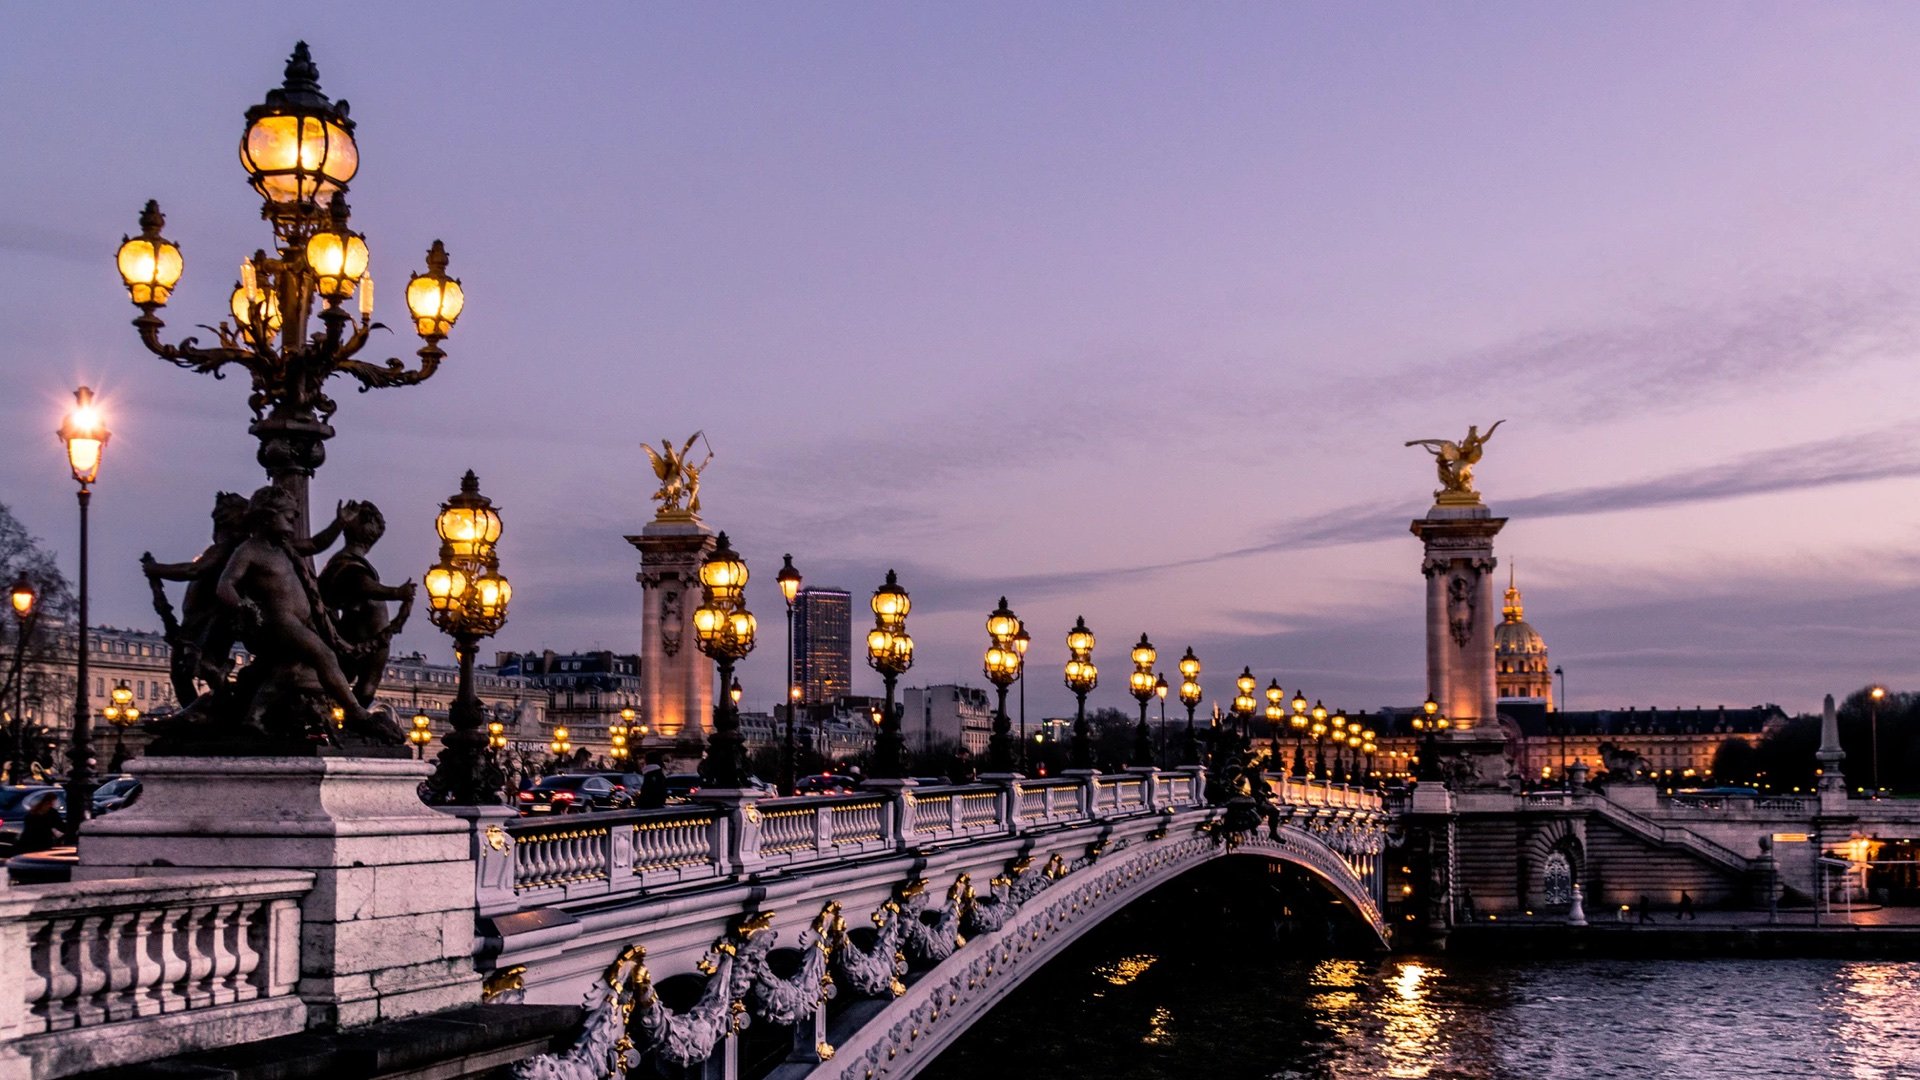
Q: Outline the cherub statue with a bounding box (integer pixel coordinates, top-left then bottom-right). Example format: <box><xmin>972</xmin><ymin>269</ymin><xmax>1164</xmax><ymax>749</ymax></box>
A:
<box><xmin>642</xmin><ymin>432</ymin><xmax>713</xmax><ymax>517</ymax></box>
<box><xmin>319</xmin><ymin>501</ymin><xmax>416</xmax><ymax>707</ymax></box>
<box><xmin>1406</xmin><ymin>420</ymin><xmax>1505</xmax><ymax>501</ymax></box>
<box><xmin>215</xmin><ymin>486</ymin><xmax>402</xmax><ymax>744</ymax></box>
<box><xmin>143</xmin><ymin>491</ymin><xmax>344</xmax><ymax>712</ymax></box>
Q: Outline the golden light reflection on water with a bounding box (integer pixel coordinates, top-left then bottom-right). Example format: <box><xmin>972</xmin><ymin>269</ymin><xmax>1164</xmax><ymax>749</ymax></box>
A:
<box><xmin>1094</xmin><ymin>953</ymin><xmax>1158</xmax><ymax>987</ymax></box>
<box><xmin>1143</xmin><ymin>1005</ymin><xmax>1174</xmax><ymax>1047</ymax></box>
<box><xmin>1375</xmin><ymin>959</ymin><xmax>1446</xmax><ymax>1079</ymax></box>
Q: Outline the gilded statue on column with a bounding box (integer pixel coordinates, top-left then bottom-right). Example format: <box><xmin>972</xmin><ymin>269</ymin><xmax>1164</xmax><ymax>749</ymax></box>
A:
<box><xmin>644</xmin><ymin>432</ymin><xmax>714</xmax><ymax>521</ymax></box>
<box><xmin>1406</xmin><ymin>420</ymin><xmax>1503</xmax><ymax>504</ymax></box>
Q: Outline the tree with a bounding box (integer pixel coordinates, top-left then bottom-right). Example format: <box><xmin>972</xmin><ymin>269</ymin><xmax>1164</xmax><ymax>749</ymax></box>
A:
<box><xmin>0</xmin><ymin>503</ymin><xmax>76</xmax><ymax>781</ymax></box>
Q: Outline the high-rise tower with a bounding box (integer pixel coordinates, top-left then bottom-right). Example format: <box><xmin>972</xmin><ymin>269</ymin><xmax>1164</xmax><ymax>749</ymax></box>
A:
<box><xmin>791</xmin><ymin>587</ymin><xmax>852</xmax><ymax>705</ymax></box>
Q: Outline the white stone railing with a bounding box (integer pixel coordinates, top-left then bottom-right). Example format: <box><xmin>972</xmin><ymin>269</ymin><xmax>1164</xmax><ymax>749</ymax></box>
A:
<box><xmin>1</xmin><ymin>870</ymin><xmax>312</xmax><ymax>1078</ymax></box>
<box><xmin>488</xmin><ymin>770</ymin><xmax>1387</xmax><ymax>913</ymax></box>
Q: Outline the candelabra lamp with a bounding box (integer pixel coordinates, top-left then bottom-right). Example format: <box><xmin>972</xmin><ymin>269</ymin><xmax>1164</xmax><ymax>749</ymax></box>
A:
<box><xmin>693</xmin><ymin>533</ymin><xmax>756</xmax><ymax>788</ymax></box>
<box><xmin>983</xmin><ymin>597</ymin><xmax>1023</xmax><ymax>773</ymax></box>
<box><xmin>1177</xmin><ymin>647</ymin><xmax>1202</xmax><ymax>767</ymax></box>
<box><xmin>422</xmin><ymin>471</ymin><xmax>511</xmax><ymax>804</ymax></box>
<box><xmin>865</xmin><ymin>570</ymin><xmax>914</xmax><ymax>779</ymax></box>
<box><xmin>1128</xmin><ymin>634</ymin><xmax>1158</xmax><ymax>768</ymax></box>
<box><xmin>1064</xmin><ymin>617</ymin><xmax>1099</xmax><ymax>770</ymax></box>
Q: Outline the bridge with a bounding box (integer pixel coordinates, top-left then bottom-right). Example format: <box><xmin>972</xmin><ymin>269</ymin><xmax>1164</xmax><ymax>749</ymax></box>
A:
<box><xmin>488</xmin><ymin>770</ymin><xmax>1387</xmax><ymax>1079</ymax></box>
<box><xmin>0</xmin><ymin>768</ymin><xmax>1388</xmax><ymax>1080</ymax></box>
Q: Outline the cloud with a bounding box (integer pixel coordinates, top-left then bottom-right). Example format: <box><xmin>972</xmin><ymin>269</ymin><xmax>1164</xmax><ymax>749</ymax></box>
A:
<box><xmin>1340</xmin><ymin>277</ymin><xmax>1920</xmax><ymax>422</ymax></box>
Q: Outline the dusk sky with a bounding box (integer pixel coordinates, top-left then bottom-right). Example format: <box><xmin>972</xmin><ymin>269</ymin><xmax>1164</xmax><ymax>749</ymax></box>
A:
<box><xmin>6</xmin><ymin>5</ymin><xmax>1920</xmax><ymax>722</ymax></box>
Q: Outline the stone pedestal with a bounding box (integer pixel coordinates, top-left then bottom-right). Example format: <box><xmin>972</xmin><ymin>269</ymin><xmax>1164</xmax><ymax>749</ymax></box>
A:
<box><xmin>77</xmin><ymin>756</ymin><xmax>481</xmax><ymax>1029</ymax></box>
<box><xmin>1410</xmin><ymin>503</ymin><xmax>1506</xmax><ymax>730</ymax></box>
<box><xmin>1411</xmin><ymin>501</ymin><xmax>1510</xmax><ymax>789</ymax></box>
<box><xmin>627</xmin><ymin>516</ymin><xmax>717</xmax><ymax>743</ymax></box>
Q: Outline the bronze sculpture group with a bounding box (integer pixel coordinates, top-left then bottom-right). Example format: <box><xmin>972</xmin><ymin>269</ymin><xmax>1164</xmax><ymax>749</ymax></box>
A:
<box><xmin>143</xmin><ymin>487</ymin><xmax>414</xmax><ymax>750</ymax></box>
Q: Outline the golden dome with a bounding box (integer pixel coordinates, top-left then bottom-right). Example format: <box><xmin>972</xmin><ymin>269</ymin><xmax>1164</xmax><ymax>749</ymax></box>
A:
<box><xmin>1495</xmin><ymin>566</ymin><xmax>1553</xmax><ymax>705</ymax></box>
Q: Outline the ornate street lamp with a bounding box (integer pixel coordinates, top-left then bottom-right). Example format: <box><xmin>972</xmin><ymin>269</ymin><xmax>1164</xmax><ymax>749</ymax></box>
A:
<box><xmin>102</xmin><ymin>682</ymin><xmax>140</xmax><ymax>773</ymax></box>
<box><xmin>116</xmin><ymin>43</ymin><xmax>464</xmax><ymax>541</ymax></box>
<box><xmin>777</xmin><ymin>554</ymin><xmax>802</xmax><ymax>795</ymax></box>
<box><xmin>5</xmin><ymin>572</ymin><xmax>36</xmax><ymax>785</ymax></box>
<box><xmin>693</xmin><ymin>533</ymin><xmax>756</xmax><ymax>789</ymax></box>
<box><xmin>549</xmin><ymin>726</ymin><xmax>572</xmax><ymax>764</ymax></box>
<box><xmin>865</xmin><ymin>571</ymin><xmax>914</xmax><ymax>780</ymax></box>
<box><xmin>1154</xmin><ymin>673</ymin><xmax>1170</xmax><ymax>767</ymax></box>
<box><xmin>1412</xmin><ymin>695</ymin><xmax>1446</xmax><ymax>780</ymax></box>
<box><xmin>1310</xmin><ymin>700</ymin><xmax>1329</xmax><ymax>778</ymax></box>
<box><xmin>487</xmin><ymin>720</ymin><xmax>508</xmax><ymax>752</ymax></box>
<box><xmin>1289</xmin><ymin>693</ymin><xmax>1310</xmax><ymax>778</ymax></box>
<box><xmin>408</xmin><ymin>711</ymin><xmax>433</xmax><ymax>759</ymax></box>
<box><xmin>610</xmin><ymin>708</ymin><xmax>631</xmax><ymax>763</ymax></box>
<box><xmin>1012</xmin><ymin>622</ymin><xmax>1031</xmax><ymax>770</ymax></box>
<box><xmin>1231</xmin><ymin>668</ymin><xmax>1257</xmax><ymax>743</ymax></box>
<box><xmin>59</xmin><ymin>387</ymin><xmax>108</xmax><ymax>832</ymax></box>
<box><xmin>983</xmin><ymin>597</ymin><xmax>1022</xmax><ymax>773</ymax></box>
<box><xmin>1128</xmin><ymin>634</ymin><xmax>1158</xmax><ymax>768</ymax></box>
<box><xmin>1177</xmin><ymin>648</ymin><xmax>1202</xmax><ymax>767</ymax></box>
<box><xmin>1063</xmin><ymin>617</ymin><xmax>1099</xmax><ymax>770</ymax></box>
<box><xmin>422</xmin><ymin>472</ymin><xmax>512</xmax><ymax>804</ymax></box>
<box><xmin>1265</xmin><ymin>679</ymin><xmax>1285</xmax><ymax>764</ymax></box>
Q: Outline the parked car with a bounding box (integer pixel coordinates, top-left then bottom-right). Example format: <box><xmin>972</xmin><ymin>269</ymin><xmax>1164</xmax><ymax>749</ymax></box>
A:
<box><xmin>664</xmin><ymin>773</ymin><xmax>704</xmax><ymax>803</ymax></box>
<box><xmin>91</xmin><ymin>776</ymin><xmax>142</xmax><ymax>814</ymax></box>
<box><xmin>794</xmin><ymin>774</ymin><xmax>859</xmax><ymax>796</ymax></box>
<box><xmin>516</xmin><ymin>774</ymin><xmax>629</xmax><ymax>815</ymax></box>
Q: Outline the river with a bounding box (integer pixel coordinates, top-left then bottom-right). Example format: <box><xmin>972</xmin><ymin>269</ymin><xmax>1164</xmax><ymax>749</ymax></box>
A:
<box><xmin>917</xmin><ymin>883</ymin><xmax>1920</xmax><ymax>1079</ymax></box>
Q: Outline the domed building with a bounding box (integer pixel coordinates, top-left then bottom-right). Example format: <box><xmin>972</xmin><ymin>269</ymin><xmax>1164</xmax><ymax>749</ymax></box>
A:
<box><xmin>1495</xmin><ymin>569</ymin><xmax>1553</xmax><ymax>709</ymax></box>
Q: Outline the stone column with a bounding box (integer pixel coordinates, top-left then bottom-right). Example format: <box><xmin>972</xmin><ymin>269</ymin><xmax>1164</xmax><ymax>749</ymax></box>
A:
<box><xmin>1816</xmin><ymin>692</ymin><xmax>1849</xmax><ymax>814</ymax></box>
<box><xmin>1410</xmin><ymin>500</ymin><xmax>1510</xmax><ymax>788</ymax></box>
<box><xmin>627</xmin><ymin>516</ymin><xmax>716</xmax><ymax>748</ymax></box>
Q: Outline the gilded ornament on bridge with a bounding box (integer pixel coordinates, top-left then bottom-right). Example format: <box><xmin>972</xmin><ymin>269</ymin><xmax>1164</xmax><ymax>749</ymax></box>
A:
<box><xmin>643</xmin><ymin>432</ymin><xmax>714</xmax><ymax>521</ymax></box>
<box><xmin>1406</xmin><ymin>420</ymin><xmax>1504</xmax><ymax>505</ymax></box>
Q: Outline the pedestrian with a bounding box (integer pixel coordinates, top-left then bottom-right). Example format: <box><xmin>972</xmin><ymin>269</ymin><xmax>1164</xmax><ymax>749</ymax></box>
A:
<box><xmin>948</xmin><ymin>748</ymin><xmax>976</xmax><ymax>786</ymax></box>
<box><xmin>15</xmin><ymin>794</ymin><xmax>67</xmax><ymax>854</ymax></box>
<box><xmin>1459</xmin><ymin>888</ymin><xmax>1477</xmax><ymax>924</ymax></box>
<box><xmin>1638</xmin><ymin>894</ymin><xmax>1655</xmax><ymax>924</ymax></box>
<box><xmin>1677</xmin><ymin>890</ymin><xmax>1695</xmax><ymax>920</ymax></box>
<box><xmin>637</xmin><ymin>752</ymin><xmax>668</xmax><ymax>809</ymax></box>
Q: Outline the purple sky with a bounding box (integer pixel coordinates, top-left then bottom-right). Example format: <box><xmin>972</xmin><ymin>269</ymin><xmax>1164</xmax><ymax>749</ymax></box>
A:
<box><xmin>6</xmin><ymin>5</ymin><xmax>1920</xmax><ymax>722</ymax></box>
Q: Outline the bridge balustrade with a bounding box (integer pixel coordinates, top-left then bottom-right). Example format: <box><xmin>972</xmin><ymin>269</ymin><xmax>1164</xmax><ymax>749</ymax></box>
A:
<box><xmin>1</xmin><ymin>869</ymin><xmax>312</xmax><ymax>1077</ymax></box>
<box><xmin>496</xmin><ymin>772</ymin><xmax>1363</xmax><ymax>905</ymax></box>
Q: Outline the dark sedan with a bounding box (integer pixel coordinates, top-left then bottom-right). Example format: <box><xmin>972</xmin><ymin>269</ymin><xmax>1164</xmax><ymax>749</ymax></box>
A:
<box><xmin>516</xmin><ymin>774</ymin><xmax>629</xmax><ymax>815</ymax></box>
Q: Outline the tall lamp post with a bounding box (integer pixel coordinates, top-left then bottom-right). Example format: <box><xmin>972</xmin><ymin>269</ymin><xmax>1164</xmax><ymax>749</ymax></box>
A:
<box><xmin>59</xmin><ymin>387</ymin><xmax>108</xmax><ymax>833</ymax></box>
<box><xmin>1411</xmin><ymin>696</ymin><xmax>1447</xmax><ymax>781</ymax></box>
<box><xmin>422</xmin><ymin>471</ymin><xmax>512</xmax><ymax>804</ymax></box>
<box><xmin>1231</xmin><ymin>668</ymin><xmax>1257</xmax><ymax>758</ymax></box>
<box><xmin>692</xmin><ymin>533</ymin><xmax>756</xmax><ymax>789</ymax></box>
<box><xmin>1177</xmin><ymin>648</ymin><xmax>1202</xmax><ymax>766</ymax></box>
<box><xmin>1013</xmin><ymin>623</ymin><xmax>1031</xmax><ymax>770</ymax></box>
<box><xmin>6</xmin><ymin>572</ymin><xmax>36</xmax><ymax>784</ymax></box>
<box><xmin>102</xmin><ymin>682</ymin><xmax>140</xmax><ymax>773</ymax></box>
<box><xmin>1128</xmin><ymin>635</ymin><xmax>1158</xmax><ymax>768</ymax></box>
<box><xmin>1868</xmin><ymin>684</ymin><xmax>1887</xmax><ymax>794</ymax></box>
<box><xmin>864</xmin><ymin>571</ymin><xmax>913</xmax><ymax>780</ymax></box>
<box><xmin>1154</xmin><ymin>674</ymin><xmax>1170</xmax><ymax>767</ymax></box>
<box><xmin>1264</xmin><ymin>679</ymin><xmax>1285</xmax><ymax>766</ymax></box>
<box><xmin>777</xmin><ymin>554</ymin><xmax>802</xmax><ymax>794</ymax></box>
<box><xmin>1309</xmin><ymin>701</ymin><xmax>1329</xmax><ymax>778</ymax></box>
<box><xmin>115</xmin><ymin>43</ymin><xmax>464</xmax><ymax>542</ymax></box>
<box><xmin>1064</xmin><ymin>617</ymin><xmax>1099</xmax><ymax>770</ymax></box>
<box><xmin>1289</xmin><ymin>692</ymin><xmax>1309</xmax><ymax>778</ymax></box>
<box><xmin>984</xmin><ymin>598</ymin><xmax>1022</xmax><ymax>773</ymax></box>
<box><xmin>609</xmin><ymin>708</ymin><xmax>631</xmax><ymax>765</ymax></box>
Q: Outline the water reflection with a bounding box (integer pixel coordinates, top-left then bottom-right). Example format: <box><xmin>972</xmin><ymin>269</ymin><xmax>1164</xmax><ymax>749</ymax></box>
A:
<box><xmin>922</xmin><ymin>948</ymin><xmax>1920</xmax><ymax>1080</ymax></box>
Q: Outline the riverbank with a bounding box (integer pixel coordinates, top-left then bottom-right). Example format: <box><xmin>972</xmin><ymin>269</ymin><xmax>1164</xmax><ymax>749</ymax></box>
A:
<box><xmin>1442</xmin><ymin>907</ymin><xmax>1920</xmax><ymax>957</ymax></box>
